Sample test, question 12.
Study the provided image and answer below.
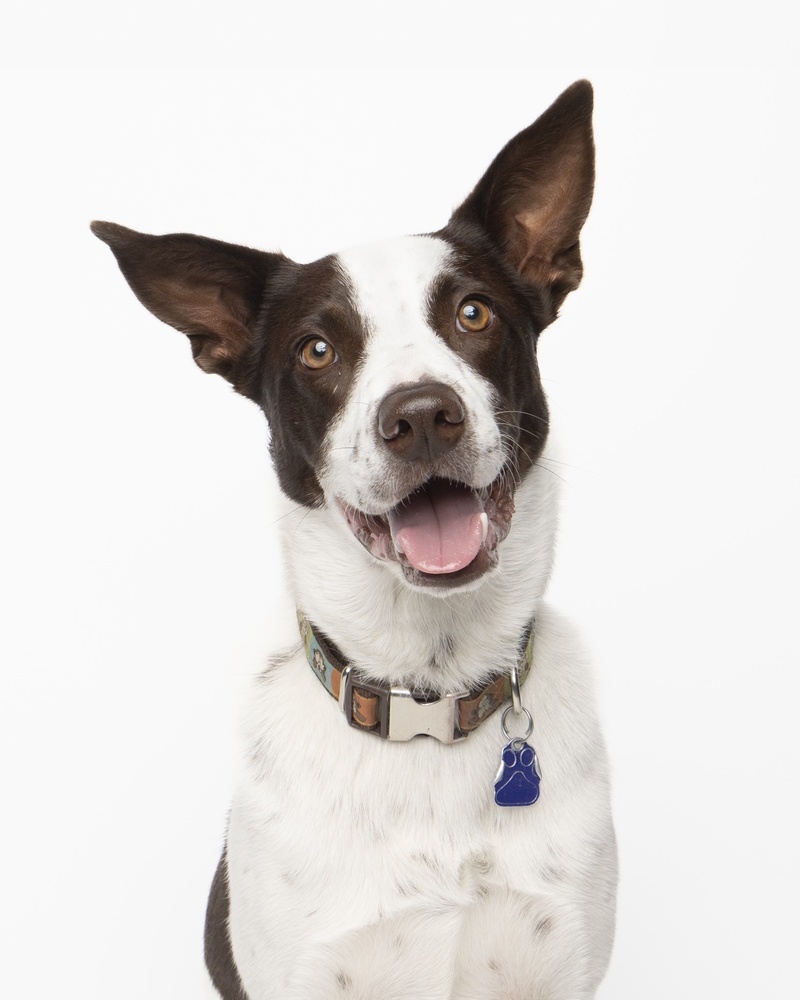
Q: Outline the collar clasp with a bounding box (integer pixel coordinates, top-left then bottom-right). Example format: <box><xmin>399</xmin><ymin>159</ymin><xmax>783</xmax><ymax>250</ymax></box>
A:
<box><xmin>339</xmin><ymin>666</ymin><xmax>468</xmax><ymax>743</ymax></box>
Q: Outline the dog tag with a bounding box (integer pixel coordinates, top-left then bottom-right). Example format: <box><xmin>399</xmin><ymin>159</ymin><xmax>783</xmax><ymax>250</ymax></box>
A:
<box><xmin>494</xmin><ymin>740</ymin><xmax>541</xmax><ymax>807</ymax></box>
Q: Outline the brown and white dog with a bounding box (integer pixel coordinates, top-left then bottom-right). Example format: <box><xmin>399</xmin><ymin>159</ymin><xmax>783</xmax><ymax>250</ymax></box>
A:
<box><xmin>93</xmin><ymin>80</ymin><xmax>617</xmax><ymax>1000</ymax></box>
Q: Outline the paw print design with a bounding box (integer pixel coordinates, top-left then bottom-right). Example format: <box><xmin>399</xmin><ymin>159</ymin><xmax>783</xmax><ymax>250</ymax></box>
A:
<box><xmin>494</xmin><ymin>740</ymin><xmax>541</xmax><ymax>807</ymax></box>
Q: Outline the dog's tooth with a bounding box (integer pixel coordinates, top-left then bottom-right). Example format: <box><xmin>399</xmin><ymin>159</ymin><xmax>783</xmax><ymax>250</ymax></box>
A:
<box><xmin>479</xmin><ymin>511</ymin><xmax>489</xmax><ymax>544</ymax></box>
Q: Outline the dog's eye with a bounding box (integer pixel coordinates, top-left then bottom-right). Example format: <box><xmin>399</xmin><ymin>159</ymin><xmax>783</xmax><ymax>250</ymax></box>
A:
<box><xmin>299</xmin><ymin>338</ymin><xmax>337</xmax><ymax>370</ymax></box>
<box><xmin>456</xmin><ymin>299</ymin><xmax>493</xmax><ymax>334</ymax></box>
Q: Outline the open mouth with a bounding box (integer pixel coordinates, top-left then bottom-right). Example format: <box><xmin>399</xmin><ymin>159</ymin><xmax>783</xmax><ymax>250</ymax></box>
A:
<box><xmin>339</xmin><ymin>474</ymin><xmax>515</xmax><ymax>587</ymax></box>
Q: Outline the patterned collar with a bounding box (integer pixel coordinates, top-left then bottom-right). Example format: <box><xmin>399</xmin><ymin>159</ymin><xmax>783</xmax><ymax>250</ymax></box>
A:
<box><xmin>298</xmin><ymin>610</ymin><xmax>534</xmax><ymax>744</ymax></box>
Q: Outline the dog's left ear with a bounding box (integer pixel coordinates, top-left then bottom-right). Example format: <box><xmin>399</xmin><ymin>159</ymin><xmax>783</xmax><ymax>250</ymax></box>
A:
<box><xmin>449</xmin><ymin>80</ymin><xmax>595</xmax><ymax>317</ymax></box>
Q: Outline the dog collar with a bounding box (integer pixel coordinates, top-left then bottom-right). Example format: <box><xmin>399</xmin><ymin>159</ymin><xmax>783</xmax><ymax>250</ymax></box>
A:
<box><xmin>297</xmin><ymin>610</ymin><xmax>534</xmax><ymax>744</ymax></box>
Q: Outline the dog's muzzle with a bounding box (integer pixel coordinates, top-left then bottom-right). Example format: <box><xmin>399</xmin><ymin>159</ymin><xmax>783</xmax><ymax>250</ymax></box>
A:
<box><xmin>336</xmin><ymin>381</ymin><xmax>515</xmax><ymax>588</ymax></box>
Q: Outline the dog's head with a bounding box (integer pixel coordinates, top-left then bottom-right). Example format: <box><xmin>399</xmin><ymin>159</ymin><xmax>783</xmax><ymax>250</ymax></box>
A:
<box><xmin>92</xmin><ymin>81</ymin><xmax>594</xmax><ymax>594</ymax></box>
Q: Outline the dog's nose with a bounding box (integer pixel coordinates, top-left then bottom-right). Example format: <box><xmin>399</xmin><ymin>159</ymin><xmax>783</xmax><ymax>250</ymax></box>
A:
<box><xmin>377</xmin><ymin>382</ymin><xmax>466</xmax><ymax>461</ymax></box>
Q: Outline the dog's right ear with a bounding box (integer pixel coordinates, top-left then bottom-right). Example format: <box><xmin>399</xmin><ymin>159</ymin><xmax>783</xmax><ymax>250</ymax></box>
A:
<box><xmin>90</xmin><ymin>221</ymin><xmax>286</xmax><ymax>386</ymax></box>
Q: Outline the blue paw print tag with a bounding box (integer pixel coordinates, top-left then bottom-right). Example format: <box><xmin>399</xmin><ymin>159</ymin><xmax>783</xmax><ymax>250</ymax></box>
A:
<box><xmin>494</xmin><ymin>739</ymin><xmax>541</xmax><ymax>806</ymax></box>
<box><xmin>495</xmin><ymin>693</ymin><xmax>540</xmax><ymax>807</ymax></box>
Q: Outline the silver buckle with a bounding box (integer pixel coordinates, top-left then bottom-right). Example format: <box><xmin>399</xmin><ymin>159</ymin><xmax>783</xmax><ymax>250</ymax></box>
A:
<box><xmin>387</xmin><ymin>687</ymin><xmax>468</xmax><ymax>743</ymax></box>
<box><xmin>339</xmin><ymin>665</ymin><xmax>468</xmax><ymax>743</ymax></box>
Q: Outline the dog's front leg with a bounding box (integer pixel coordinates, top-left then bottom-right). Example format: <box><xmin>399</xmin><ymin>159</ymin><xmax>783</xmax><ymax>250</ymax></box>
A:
<box><xmin>451</xmin><ymin>888</ymin><xmax>603</xmax><ymax>1000</ymax></box>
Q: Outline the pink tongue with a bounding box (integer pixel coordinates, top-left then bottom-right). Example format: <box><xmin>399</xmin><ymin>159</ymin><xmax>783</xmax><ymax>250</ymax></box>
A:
<box><xmin>387</xmin><ymin>481</ymin><xmax>485</xmax><ymax>574</ymax></box>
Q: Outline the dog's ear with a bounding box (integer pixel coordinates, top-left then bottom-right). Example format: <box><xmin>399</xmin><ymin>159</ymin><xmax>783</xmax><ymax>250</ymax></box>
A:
<box><xmin>450</xmin><ymin>80</ymin><xmax>595</xmax><ymax>316</ymax></box>
<box><xmin>91</xmin><ymin>221</ymin><xmax>285</xmax><ymax>384</ymax></box>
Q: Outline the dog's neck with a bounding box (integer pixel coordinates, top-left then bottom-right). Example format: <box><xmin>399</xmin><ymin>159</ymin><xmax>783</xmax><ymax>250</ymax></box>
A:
<box><xmin>279</xmin><ymin>461</ymin><xmax>558</xmax><ymax>695</ymax></box>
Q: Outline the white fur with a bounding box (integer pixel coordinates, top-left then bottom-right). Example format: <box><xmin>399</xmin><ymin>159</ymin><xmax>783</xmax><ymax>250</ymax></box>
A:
<box><xmin>224</xmin><ymin>237</ymin><xmax>617</xmax><ymax>998</ymax></box>
<box><xmin>323</xmin><ymin>237</ymin><xmax>505</xmax><ymax>515</ymax></box>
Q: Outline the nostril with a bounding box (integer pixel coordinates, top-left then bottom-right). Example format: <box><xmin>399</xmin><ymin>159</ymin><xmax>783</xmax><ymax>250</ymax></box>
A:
<box><xmin>435</xmin><ymin>406</ymin><xmax>463</xmax><ymax>427</ymax></box>
<box><xmin>397</xmin><ymin>419</ymin><xmax>411</xmax><ymax>437</ymax></box>
<box><xmin>383</xmin><ymin>418</ymin><xmax>411</xmax><ymax>441</ymax></box>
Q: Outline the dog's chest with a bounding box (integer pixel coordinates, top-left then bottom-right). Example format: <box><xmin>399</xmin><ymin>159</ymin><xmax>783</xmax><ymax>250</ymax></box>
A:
<box><xmin>225</xmin><ymin>609</ymin><xmax>612</xmax><ymax>999</ymax></box>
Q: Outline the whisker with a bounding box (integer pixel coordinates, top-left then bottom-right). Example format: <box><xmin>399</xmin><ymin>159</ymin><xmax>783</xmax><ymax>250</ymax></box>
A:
<box><xmin>494</xmin><ymin>409</ymin><xmax>549</xmax><ymax>424</ymax></box>
<box><xmin>268</xmin><ymin>504</ymin><xmax>306</xmax><ymax>527</ymax></box>
<box><xmin>495</xmin><ymin>420</ymin><xmax>543</xmax><ymax>444</ymax></box>
<box><xmin>538</xmin><ymin>456</ymin><xmax>592</xmax><ymax>472</ymax></box>
<box><xmin>534</xmin><ymin>462</ymin><xmax>569</xmax><ymax>486</ymax></box>
<box><xmin>289</xmin><ymin>508</ymin><xmax>314</xmax><ymax>544</ymax></box>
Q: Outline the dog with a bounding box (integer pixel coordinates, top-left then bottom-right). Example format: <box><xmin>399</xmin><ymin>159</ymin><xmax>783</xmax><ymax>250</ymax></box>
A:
<box><xmin>92</xmin><ymin>79</ymin><xmax>617</xmax><ymax>1000</ymax></box>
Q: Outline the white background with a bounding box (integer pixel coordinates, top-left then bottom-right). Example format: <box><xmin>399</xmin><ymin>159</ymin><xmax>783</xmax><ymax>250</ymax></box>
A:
<box><xmin>2</xmin><ymin>5</ymin><xmax>798</xmax><ymax>999</ymax></box>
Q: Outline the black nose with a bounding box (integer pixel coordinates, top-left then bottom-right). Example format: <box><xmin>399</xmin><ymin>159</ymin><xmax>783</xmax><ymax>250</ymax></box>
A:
<box><xmin>377</xmin><ymin>382</ymin><xmax>466</xmax><ymax>462</ymax></box>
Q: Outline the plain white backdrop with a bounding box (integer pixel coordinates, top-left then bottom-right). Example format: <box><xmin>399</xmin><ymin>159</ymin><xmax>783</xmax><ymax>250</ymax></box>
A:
<box><xmin>2</xmin><ymin>6</ymin><xmax>798</xmax><ymax>999</ymax></box>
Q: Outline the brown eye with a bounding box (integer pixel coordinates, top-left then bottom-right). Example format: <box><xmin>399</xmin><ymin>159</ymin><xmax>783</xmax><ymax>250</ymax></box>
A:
<box><xmin>456</xmin><ymin>298</ymin><xmax>493</xmax><ymax>334</ymax></box>
<box><xmin>299</xmin><ymin>337</ymin><xmax>336</xmax><ymax>370</ymax></box>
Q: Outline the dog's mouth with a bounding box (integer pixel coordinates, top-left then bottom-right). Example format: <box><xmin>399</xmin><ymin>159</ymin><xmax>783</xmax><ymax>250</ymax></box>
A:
<box><xmin>339</xmin><ymin>474</ymin><xmax>515</xmax><ymax>588</ymax></box>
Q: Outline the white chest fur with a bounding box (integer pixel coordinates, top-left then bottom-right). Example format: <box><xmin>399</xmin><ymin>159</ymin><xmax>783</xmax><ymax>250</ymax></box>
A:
<box><xmin>226</xmin><ymin>601</ymin><xmax>617</xmax><ymax>1000</ymax></box>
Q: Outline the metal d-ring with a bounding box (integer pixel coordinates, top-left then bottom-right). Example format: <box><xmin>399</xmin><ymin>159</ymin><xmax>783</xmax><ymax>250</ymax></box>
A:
<box><xmin>501</xmin><ymin>705</ymin><xmax>533</xmax><ymax>744</ymax></box>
